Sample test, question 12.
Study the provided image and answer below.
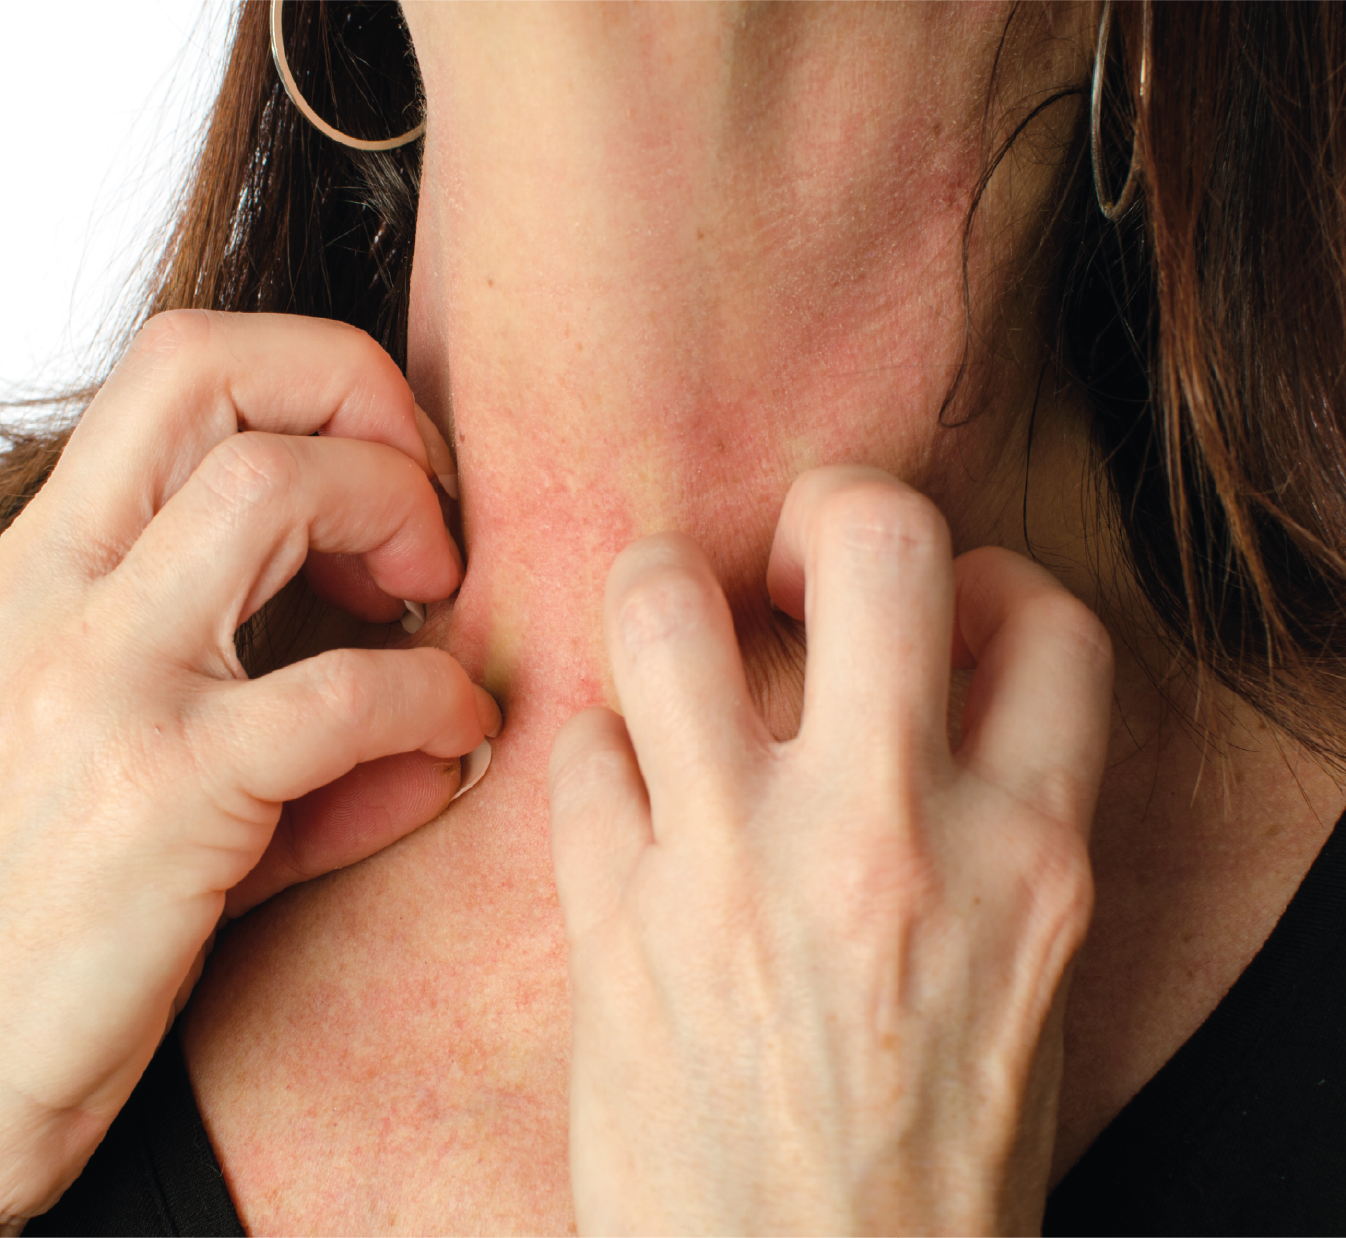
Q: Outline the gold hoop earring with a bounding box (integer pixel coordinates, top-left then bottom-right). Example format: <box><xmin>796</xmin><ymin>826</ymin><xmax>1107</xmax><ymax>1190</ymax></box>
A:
<box><xmin>269</xmin><ymin>0</ymin><xmax>425</xmax><ymax>152</ymax></box>
<box><xmin>1091</xmin><ymin>0</ymin><xmax>1151</xmax><ymax>222</ymax></box>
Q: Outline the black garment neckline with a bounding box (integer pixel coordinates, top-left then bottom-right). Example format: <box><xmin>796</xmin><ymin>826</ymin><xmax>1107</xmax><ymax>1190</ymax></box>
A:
<box><xmin>1044</xmin><ymin>805</ymin><xmax>1346</xmax><ymax>1235</ymax></box>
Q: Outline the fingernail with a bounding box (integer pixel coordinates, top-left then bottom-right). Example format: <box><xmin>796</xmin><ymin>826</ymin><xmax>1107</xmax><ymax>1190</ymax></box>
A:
<box><xmin>450</xmin><ymin>739</ymin><xmax>492</xmax><ymax>801</ymax></box>
<box><xmin>473</xmin><ymin>683</ymin><xmax>503</xmax><ymax>737</ymax></box>
<box><xmin>437</xmin><ymin>471</ymin><xmax>460</xmax><ymax>500</ymax></box>
<box><xmin>401</xmin><ymin>600</ymin><xmax>426</xmax><ymax>634</ymax></box>
<box><xmin>414</xmin><ymin>402</ymin><xmax>457</xmax><ymax>481</ymax></box>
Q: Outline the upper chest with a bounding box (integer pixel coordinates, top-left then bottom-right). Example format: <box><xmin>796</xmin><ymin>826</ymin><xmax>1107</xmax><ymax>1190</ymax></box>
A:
<box><xmin>183</xmin><ymin>765</ymin><xmax>579</xmax><ymax>1236</ymax></box>
<box><xmin>182</xmin><ymin>701</ymin><xmax>1344</xmax><ymax>1232</ymax></box>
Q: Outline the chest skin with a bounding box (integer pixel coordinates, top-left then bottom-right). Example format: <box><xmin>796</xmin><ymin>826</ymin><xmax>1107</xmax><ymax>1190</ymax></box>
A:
<box><xmin>184</xmin><ymin>716</ymin><xmax>582</xmax><ymax>1234</ymax></box>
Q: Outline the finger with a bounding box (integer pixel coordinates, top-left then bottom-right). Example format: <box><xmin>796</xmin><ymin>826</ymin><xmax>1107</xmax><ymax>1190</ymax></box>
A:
<box><xmin>311</xmin><ymin>403</ymin><xmax>460</xmax><ymax>622</ymax></box>
<box><xmin>771</xmin><ymin>466</ymin><xmax>954</xmax><ymax>779</ymax></box>
<box><xmin>303</xmin><ymin>551</ymin><xmax>408</xmax><ymax>625</ymax></box>
<box><xmin>304</xmin><ymin>539</ymin><xmax>464</xmax><ymax>625</ymax></box>
<box><xmin>953</xmin><ymin>546</ymin><xmax>1114</xmax><ymax>830</ymax></box>
<box><xmin>605</xmin><ymin>533</ymin><xmax>768</xmax><ymax>833</ymax></box>
<box><xmin>765</xmin><ymin>523</ymin><xmax>806</xmax><ymax>621</ymax></box>
<box><xmin>44</xmin><ymin>312</ymin><xmax>432</xmax><ymax>576</ymax></box>
<box><xmin>549</xmin><ymin>707</ymin><xmax>652</xmax><ymax>943</ymax></box>
<box><xmin>224</xmin><ymin>751</ymin><xmax>463</xmax><ymax>917</ymax></box>
<box><xmin>205</xmin><ymin>645</ymin><xmax>497</xmax><ymax>806</ymax></box>
<box><xmin>111</xmin><ymin>433</ymin><xmax>460</xmax><ymax>666</ymax></box>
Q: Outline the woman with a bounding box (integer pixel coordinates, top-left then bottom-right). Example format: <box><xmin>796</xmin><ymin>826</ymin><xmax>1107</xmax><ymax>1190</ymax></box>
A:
<box><xmin>3</xmin><ymin>2</ymin><xmax>1344</xmax><ymax>1233</ymax></box>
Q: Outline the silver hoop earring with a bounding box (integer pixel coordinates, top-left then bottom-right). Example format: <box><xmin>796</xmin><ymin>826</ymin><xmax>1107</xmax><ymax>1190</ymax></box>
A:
<box><xmin>1090</xmin><ymin>0</ymin><xmax>1151</xmax><ymax>222</ymax></box>
<box><xmin>269</xmin><ymin>0</ymin><xmax>425</xmax><ymax>152</ymax></box>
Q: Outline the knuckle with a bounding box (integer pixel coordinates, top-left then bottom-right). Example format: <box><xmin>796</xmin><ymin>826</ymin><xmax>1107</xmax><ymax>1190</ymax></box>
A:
<box><xmin>829</xmin><ymin>827</ymin><xmax>945</xmax><ymax>927</ymax></box>
<box><xmin>340</xmin><ymin>322</ymin><xmax>392</xmax><ymax>373</ymax></box>
<box><xmin>131</xmin><ymin>308</ymin><xmax>215</xmax><ymax>367</ymax></box>
<box><xmin>1021</xmin><ymin>827</ymin><xmax>1094</xmax><ymax>948</ymax></box>
<box><xmin>195</xmin><ymin>433</ymin><xmax>299</xmax><ymax>524</ymax></box>
<box><xmin>23</xmin><ymin>664</ymin><xmax>186</xmax><ymax>806</ymax></box>
<box><xmin>120</xmin><ymin>709</ymin><xmax>196</xmax><ymax>801</ymax></box>
<box><xmin>615</xmin><ymin>561</ymin><xmax>715</xmax><ymax>649</ymax></box>
<box><xmin>319</xmin><ymin>320</ymin><xmax>403</xmax><ymax>413</ymax></box>
<box><xmin>549</xmin><ymin>736</ymin><xmax>627</xmax><ymax>817</ymax></box>
<box><xmin>817</xmin><ymin>481</ymin><xmax>949</xmax><ymax>566</ymax></box>
<box><xmin>1028</xmin><ymin>591</ymin><xmax>1113</xmax><ymax>673</ymax></box>
<box><xmin>15</xmin><ymin>655</ymin><xmax>86</xmax><ymax>747</ymax></box>
<box><xmin>322</xmin><ymin>317</ymin><xmax>378</xmax><ymax>356</ymax></box>
<box><xmin>804</xmin><ymin>844</ymin><xmax>896</xmax><ymax>934</ymax></box>
<box><xmin>783</xmin><ymin>779</ymin><xmax>945</xmax><ymax>932</ymax></box>
<box><xmin>796</xmin><ymin>844</ymin><xmax>946</xmax><ymax>974</ymax></box>
<box><xmin>307</xmin><ymin>648</ymin><xmax>376</xmax><ymax>733</ymax></box>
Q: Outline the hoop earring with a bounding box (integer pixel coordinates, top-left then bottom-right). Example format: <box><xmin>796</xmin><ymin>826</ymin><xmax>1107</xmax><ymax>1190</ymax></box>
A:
<box><xmin>1090</xmin><ymin>0</ymin><xmax>1151</xmax><ymax>222</ymax></box>
<box><xmin>269</xmin><ymin>0</ymin><xmax>425</xmax><ymax>152</ymax></box>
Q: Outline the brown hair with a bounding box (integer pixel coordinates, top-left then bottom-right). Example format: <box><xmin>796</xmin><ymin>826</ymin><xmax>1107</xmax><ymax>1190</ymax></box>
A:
<box><xmin>1061</xmin><ymin>2</ymin><xmax>1346</xmax><ymax>761</ymax></box>
<box><xmin>4</xmin><ymin>1</ymin><xmax>1346</xmax><ymax>757</ymax></box>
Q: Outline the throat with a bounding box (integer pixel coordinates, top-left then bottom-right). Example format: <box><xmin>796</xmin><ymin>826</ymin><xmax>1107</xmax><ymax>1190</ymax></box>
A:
<box><xmin>401</xmin><ymin>3</ymin><xmax>1043</xmax><ymax>743</ymax></box>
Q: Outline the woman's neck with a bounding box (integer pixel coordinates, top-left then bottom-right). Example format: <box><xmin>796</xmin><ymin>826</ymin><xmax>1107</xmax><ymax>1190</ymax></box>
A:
<box><xmin>402</xmin><ymin>1</ymin><xmax>1075</xmax><ymax>734</ymax></box>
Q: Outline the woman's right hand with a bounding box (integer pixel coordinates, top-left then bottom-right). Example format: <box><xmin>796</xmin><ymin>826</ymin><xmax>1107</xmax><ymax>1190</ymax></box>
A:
<box><xmin>0</xmin><ymin>311</ymin><xmax>496</xmax><ymax>1228</ymax></box>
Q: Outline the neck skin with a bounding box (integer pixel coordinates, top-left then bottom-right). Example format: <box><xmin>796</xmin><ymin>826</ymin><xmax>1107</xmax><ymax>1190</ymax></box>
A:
<box><xmin>183</xmin><ymin>6</ymin><xmax>1343</xmax><ymax>1232</ymax></box>
<box><xmin>405</xmin><ymin>2</ymin><xmax>1062</xmax><ymax>731</ymax></box>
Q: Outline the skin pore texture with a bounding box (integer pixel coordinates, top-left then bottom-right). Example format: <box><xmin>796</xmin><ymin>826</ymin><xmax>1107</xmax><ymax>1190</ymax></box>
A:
<box><xmin>181</xmin><ymin>4</ymin><xmax>1344</xmax><ymax>1233</ymax></box>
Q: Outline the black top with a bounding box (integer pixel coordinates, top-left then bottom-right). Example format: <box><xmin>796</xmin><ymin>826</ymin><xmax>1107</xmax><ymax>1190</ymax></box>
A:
<box><xmin>1044</xmin><ymin>807</ymin><xmax>1346</xmax><ymax>1236</ymax></box>
<box><xmin>29</xmin><ymin>811</ymin><xmax>1346</xmax><ymax>1237</ymax></box>
<box><xmin>25</xmin><ymin>1032</ymin><xmax>242</xmax><ymax>1238</ymax></box>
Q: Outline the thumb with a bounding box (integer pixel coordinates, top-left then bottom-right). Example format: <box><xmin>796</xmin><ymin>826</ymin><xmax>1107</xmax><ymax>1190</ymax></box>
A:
<box><xmin>225</xmin><ymin>750</ymin><xmax>464</xmax><ymax>917</ymax></box>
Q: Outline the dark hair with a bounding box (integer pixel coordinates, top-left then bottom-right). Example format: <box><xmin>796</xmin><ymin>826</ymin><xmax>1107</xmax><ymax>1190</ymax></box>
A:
<box><xmin>1062</xmin><ymin>2</ymin><xmax>1346</xmax><ymax>762</ymax></box>
<box><xmin>5</xmin><ymin>1</ymin><xmax>1346</xmax><ymax>760</ymax></box>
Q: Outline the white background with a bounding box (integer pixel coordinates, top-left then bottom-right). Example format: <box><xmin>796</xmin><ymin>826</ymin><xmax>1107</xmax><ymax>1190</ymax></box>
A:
<box><xmin>1</xmin><ymin>0</ymin><xmax>231</xmax><ymax>403</ymax></box>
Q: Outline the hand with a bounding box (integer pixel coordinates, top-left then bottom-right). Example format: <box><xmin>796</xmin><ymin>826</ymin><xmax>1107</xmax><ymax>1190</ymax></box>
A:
<box><xmin>549</xmin><ymin>466</ymin><xmax>1113</xmax><ymax>1235</ymax></box>
<box><xmin>0</xmin><ymin>311</ymin><xmax>497</xmax><ymax>1224</ymax></box>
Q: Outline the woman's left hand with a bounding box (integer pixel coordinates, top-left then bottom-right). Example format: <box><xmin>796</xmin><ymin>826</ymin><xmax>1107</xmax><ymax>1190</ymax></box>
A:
<box><xmin>548</xmin><ymin>466</ymin><xmax>1113</xmax><ymax>1235</ymax></box>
